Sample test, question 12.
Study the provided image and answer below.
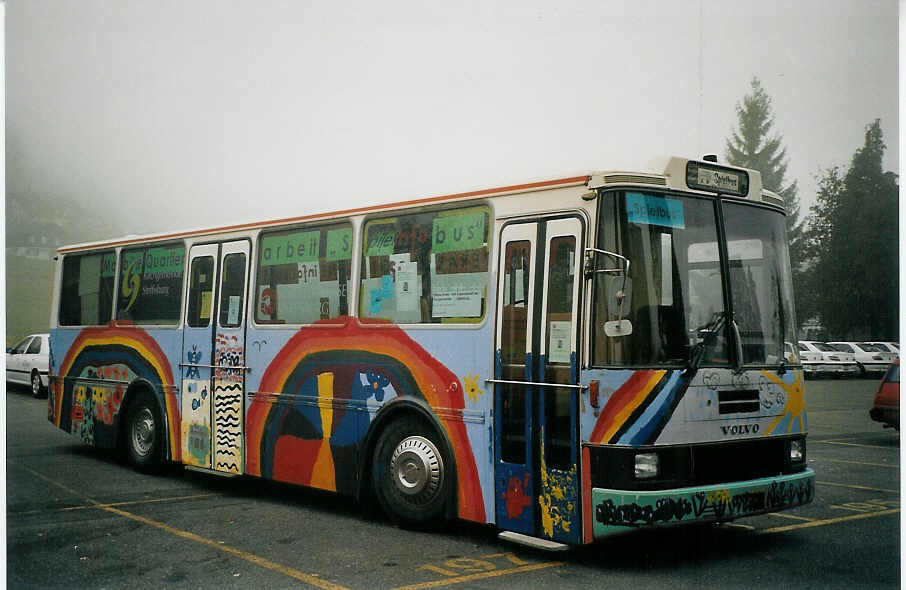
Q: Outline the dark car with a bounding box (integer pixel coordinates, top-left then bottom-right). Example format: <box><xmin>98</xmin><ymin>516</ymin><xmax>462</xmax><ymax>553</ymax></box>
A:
<box><xmin>870</xmin><ymin>359</ymin><xmax>899</xmax><ymax>430</ymax></box>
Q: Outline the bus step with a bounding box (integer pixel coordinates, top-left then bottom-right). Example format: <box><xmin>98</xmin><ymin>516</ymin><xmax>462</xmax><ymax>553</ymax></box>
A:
<box><xmin>184</xmin><ymin>466</ymin><xmax>239</xmax><ymax>478</ymax></box>
<box><xmin>497</xmin><ymin>531</ymin><xmax>570</xmax><ymax>552</ymax></box>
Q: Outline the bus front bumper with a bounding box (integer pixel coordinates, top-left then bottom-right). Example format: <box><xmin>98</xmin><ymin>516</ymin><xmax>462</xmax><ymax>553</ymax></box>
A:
<box><xmin>592</xmin><ymin>468</ymin><xmax>815</xmax><ymax>539</ymax></box>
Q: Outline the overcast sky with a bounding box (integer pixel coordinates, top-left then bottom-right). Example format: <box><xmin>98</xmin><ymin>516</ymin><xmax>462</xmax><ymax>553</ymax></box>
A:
<box><xmin>6</xmin><ymin>0</ymin><xmax>899</xmax><ymax>238</ymax></box>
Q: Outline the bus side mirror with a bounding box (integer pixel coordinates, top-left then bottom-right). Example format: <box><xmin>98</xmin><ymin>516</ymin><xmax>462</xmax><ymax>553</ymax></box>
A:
<box><xmin>583</xmin><ymin>248</ymin><xmax>630</xmax><ymax>279</ymax></box>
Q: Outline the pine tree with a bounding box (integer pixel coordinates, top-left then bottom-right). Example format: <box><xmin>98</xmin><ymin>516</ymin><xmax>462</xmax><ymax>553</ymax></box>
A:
<box><xmin>726</xmin><ymin>77</ymin><xmax>806</xmax><ymax>327</ymax></box>
<box><xmin>802</xmin><ymin>120</ymin><xmax>898</xmax><ymax>339</ymax></box>
<box><xmin>726</xmin><ymin>77</ymin><xmax>801</xmax><ymax>236</ymax></box>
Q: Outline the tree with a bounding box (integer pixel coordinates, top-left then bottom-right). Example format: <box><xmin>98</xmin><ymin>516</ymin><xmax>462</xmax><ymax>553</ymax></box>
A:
<box><xmin>802</xmin><ymin>120</ymin><xmax>898</xmax><ymax>340</ymax></box>
<box><xmin>725</xmin><ymin>77</ymin><xmax>801</xmax><ymax>234</ymax></box>
<box><xmin>725</xmin><ymin>77</ymin><xmax>806</xmax><ymax>325</ymax></box>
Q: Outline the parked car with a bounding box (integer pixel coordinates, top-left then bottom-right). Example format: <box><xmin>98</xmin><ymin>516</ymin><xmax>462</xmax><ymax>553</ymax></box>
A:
<box><xmin>866</xmin><ymin>342</ymin><xmax>900</xmax><ymax>356</ymax></box>
<box><xmin>799</xmin><ymin>340</ymin><xmax>860</xmax><ymax>378</ymax></box>
<box><xmin>6</xmin><ymin>333</ymin><xmax>50</xmax><ymax>398</ymax></box>
<box><xmin>827</xmin><ymin>341</ymin><xmax>895</xmax><ymax>376</ymax></box>
<box><xmin>795</xmin><ymin>341</ymin><xmax>823</xmax><ymax>378</ymax></box>
<box><xmin>870</xmin><ymin>359</ymin><xmax>899</xmax><ymax>430</ymax></box>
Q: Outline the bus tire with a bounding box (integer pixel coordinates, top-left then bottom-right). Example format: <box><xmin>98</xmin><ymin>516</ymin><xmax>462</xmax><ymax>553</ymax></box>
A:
<box><xmin>125</xmin><ymin>391</ymin><xmax>163</xmax><ymax>473</ymax></box>
<box><xmin>372</xmin><ymin>416</ymin><xmax>448</xmax><ymax>528</ymax></box>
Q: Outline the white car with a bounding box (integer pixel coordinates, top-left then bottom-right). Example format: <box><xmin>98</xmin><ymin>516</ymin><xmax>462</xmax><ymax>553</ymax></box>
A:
<box><xmin>827</xmin><ymin>341</ymin><xmax>896</xmax><ymax>376</ymax></box>
<box><xmin>795</xmin><ymin>341</ymin><xmax>822</xmax><ymax>378</ymax></box>
<box><xmin>6</xmin><ymin>333</ymin><xmax>50</xmax><ymax>398</ymax></box>
<box><xmin>799</xmin><ymin>341</ymin><xmax>859</xmax><ymax>378</ymax></box>
<box><xmin>866</xmin><ymin>342</ymin><xmax>900</xmax><ymax>357</ymax></box>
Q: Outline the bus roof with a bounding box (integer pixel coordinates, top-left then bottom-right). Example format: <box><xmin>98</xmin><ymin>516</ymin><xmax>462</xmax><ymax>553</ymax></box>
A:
<box><xmin>57</xmin><ymin>156</ymin><xmax>771</xmax><ymax>254</ymax></box>
<box><xmin>57</xmin><ymin>174</ymin><xmax>590</xmax><ymax>254</ymax></box>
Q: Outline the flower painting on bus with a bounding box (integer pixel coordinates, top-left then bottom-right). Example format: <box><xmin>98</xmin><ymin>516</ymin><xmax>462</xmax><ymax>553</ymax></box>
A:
<box><xmin>246</xmin><ymin>320</ymin><xmax>487</xmax><ymax>523</ymax></box>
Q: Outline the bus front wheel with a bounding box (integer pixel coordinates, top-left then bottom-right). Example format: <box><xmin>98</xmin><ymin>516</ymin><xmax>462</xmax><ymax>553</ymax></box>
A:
<box><xmin>372</xmin><ymin>416</ymin><xmax>448</xmax><ymax>528</ymax></box>
<box><xmin>125</xmin><ymin>392</ymin><xmax>163</xmax><ymax>473</ymax></box>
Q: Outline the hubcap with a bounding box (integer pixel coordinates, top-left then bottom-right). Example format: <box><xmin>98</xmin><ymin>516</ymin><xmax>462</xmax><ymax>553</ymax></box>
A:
<box><xmin>132</xmin><ymin>407</ymin><xmax>155</xmax><ymax>457</ymax></box>
<box><xmin>32</xmin><ymin>375</ymin><xmax>39</xmax><ymax>395</ymax></box>
<box><xmin>390</xmin><ymin>436</ymin><xmax>443</xmax><ymax>501</ymax></box>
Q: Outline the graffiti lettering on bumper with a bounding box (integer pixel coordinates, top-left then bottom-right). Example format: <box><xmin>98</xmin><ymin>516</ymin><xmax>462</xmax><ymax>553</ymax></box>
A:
<box><xmin>595</xmin><ymin>478</ymin><xmax>815</xmax><ymax>526</ymax></box>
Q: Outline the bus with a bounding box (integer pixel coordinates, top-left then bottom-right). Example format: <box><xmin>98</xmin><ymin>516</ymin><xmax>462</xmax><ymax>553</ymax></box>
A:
<box><xmin>48</xmin><ymin>156</ymin><xmax>814</xmax><ymax>548</ymax></box>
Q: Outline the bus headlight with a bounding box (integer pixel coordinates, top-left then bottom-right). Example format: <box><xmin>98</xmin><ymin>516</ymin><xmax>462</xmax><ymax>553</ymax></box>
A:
<box><xmin>635</xmin><ymin>453</ymin><xmax>659</xmax><ymax>479</ymax></box>
<box><xmin>790</xmin><ymin>439</ymin><xmax>805</xmax><ymax>464</ymax></box>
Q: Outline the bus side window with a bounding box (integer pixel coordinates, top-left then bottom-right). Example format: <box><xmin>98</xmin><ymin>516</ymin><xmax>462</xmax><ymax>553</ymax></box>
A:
<box><xmin>117</xmin><ymin>244</ymin><xmax>185</xmax><ymax>325</ymax></box>
<box><xmin>219</xmin><ymin>253</ymin><xmax>247</xmax><ymax>328</ymax></box>
<box><xmin>254</xmin><ymin>223</ymin><xmax>352</xmax><ymax>325</ymax></box>
<box><xmin>359</xmin><ymin>206</ymin><xmax>490</xmax><ymax>325</ymax></box>
<box><xmin>59</xmin><ymin>252</ymin><xmax>115</xmax><ymax>326</ymax></box>
<box><xmin>187</xmin><ymin>256</ymin><xmax>215</xmax><ymax>327</ymax></box>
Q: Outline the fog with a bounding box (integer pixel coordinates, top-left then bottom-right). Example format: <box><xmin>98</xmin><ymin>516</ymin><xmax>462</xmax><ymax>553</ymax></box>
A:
<box><xmin>6</xmin><ymin>0</ymin><xmax>899</xmax><ymax>239</ymax></box>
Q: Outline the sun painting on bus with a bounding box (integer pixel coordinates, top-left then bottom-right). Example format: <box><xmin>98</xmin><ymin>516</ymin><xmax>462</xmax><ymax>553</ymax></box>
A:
<box><xmin>762</xmin><ymin>370</ymin><xmax>807</xmax><ymax>434</ymax></box>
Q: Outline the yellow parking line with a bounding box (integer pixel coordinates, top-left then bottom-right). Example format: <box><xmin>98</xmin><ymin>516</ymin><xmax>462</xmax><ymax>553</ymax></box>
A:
<box><xmin>812</xmin><ymin>458</ymin><xmax>898</xmax><ymax>469</ymax></box>
<box><xmin>391</xmin><ymin>562</ymin><xmax>565</xmax><ymax>590</ymax></box>
<box><xmin>10</xmin><ymin>493</ymin><xmax>220</xmax><ymax>517</ymax></box>
<box><xmin>64</xmin><ymin>493</ymin><xmax>220</xmax><ymax>511</ymax></box>
<box><xmin>11</xmin><ymin>461</ymin><xmax>351</xmax><ymax>590</ymax></box>
<box><xmin>767</xmin><ymin>512</ymin><xmax>815</xmax><ymax>522</ymax></box>
<box><xmin>723</xmin><ymin>523</ymin><xmax>754</xmax><ymax>530</ymax></box>
<box><xmin>101</xmin><ymin>503</ymin><xmax>351</xmax><ymax>590</ymax></box>
<box><xmin>818</xmin><ymin>481</ymin><xmax>899</xmax><ymax>494</ymax></box>
<box><xmin>759</xmin><ymin>508</ymin><xmax>899</xmax><ymax>534</ymax></box>
<box><xmin>813</xmin><ymin>439</ymin><xmax>899</xmax><ymax>450</ymax></box>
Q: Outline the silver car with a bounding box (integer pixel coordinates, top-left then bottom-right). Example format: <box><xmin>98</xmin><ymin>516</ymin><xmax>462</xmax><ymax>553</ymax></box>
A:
<box><xmin>6</xmin><ymin>333</ymin><xmax>50</xmax><ymax>398</ymax></box>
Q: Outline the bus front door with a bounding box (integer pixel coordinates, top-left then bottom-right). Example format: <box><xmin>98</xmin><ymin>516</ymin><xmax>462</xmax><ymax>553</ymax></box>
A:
<box><xmin>494</xmin><ymin>217</ymin><xmax>583</xmax><ymax>545</ymax></box>
<box><xmin>181</xmin><ymin>240</ymin><xmax>250</xmax><ymax>475</ymax></box>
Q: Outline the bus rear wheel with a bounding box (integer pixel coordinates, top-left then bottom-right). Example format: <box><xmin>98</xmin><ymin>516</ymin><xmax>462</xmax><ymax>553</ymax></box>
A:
<box><xmin>372</xmin><ymin>416</ymin><xmax>449</xmax><ymax>528</ymax></box>
<box><xmin>125</xmin><ymin>392</ymin><xmax>163</xmax><ymax>473</ymax></box>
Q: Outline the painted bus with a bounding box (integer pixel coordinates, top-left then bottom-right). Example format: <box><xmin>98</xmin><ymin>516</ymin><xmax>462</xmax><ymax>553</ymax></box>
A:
<box><xmin>48</xmin><ymin>156</ymin><xmax>814</xmax><ymax>548</ymax></box>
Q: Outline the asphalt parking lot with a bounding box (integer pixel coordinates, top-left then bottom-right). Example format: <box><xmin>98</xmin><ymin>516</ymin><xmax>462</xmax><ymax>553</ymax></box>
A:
<box><xmin>6</xmin><ymin>376</ymin><xmax>900</xmax><ymax>589</ymax></box>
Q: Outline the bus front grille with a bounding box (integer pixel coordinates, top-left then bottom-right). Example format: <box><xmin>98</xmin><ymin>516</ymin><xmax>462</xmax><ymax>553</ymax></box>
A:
<box><xmin>587</xmin><ymin>437</ymin><xmax>805</xmax><ymax>491</ymax></box>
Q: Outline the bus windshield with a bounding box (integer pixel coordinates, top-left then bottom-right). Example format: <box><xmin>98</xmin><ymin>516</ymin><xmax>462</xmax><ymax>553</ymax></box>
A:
<box><xmin>591</xmin><ymin>191</ymin><xmax>797</xmax><ymax>368</ymax></box>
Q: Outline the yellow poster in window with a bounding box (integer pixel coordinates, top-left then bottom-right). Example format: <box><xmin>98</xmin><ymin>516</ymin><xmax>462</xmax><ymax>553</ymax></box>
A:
<box><xmin>200</xmin><ymin>291</ymin><xmax>212</xmax><ymax>319</ymax></box>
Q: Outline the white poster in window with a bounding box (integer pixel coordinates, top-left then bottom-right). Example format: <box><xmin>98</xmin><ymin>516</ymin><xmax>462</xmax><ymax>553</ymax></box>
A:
<box><xmin>660</xmin><ymin>233</ymin><xmax>673</xmax><ymax>306</ymax></box>
<box><xmin>513</xmin><ymin>268</ymin><xmax>526</xmax><ymax>306</ymax></box>
<box><xmin>390</xmin><ymin>253</ymin><xmax>410</xmax><ymax>274</ymax></box>
<box><xmin>396</xmin><ymin>261</ymin><xmax>418</xmax><ymax>311</ymax></box>
<box><xmin>548</xmin><ymin>321</ymin><xmax>572</xmax><ymax>364</ymax></box>
<box><xmin>227</xmin><ymin>295</ymin><xmax>241</xmax><ymax>325</ymax></box>
<box><xmin>432</xmin><ymin>286</ymin><xmax>481</xmax><ymax>318</ymax></box>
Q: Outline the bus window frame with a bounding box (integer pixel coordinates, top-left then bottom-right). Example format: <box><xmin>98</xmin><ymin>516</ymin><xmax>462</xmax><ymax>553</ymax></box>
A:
<box><xmin>357</xmin><ymin>202</ymin><xmax>494</xmax><ymax>331</ymax></box>
<box><xmin>251</xmin><ymin>220</ymin><xmax>356</xmax><ymax>329</ymax></box>
<box><xmin>57</xmin><ymin>249</ymin><xmax>119</xmax><ymax>328</ymax></box>
<box><xmin>587</xmin><ymin>188</ymin><xmax>791</xmax><ymax>370</ymax></box>
<box><xmin>588</xmin><ymin>188</ymin><xmax>726</xmax><ymax>370</ymax></box>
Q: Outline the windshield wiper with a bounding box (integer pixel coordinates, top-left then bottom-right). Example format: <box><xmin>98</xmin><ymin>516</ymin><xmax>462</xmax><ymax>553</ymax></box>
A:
<box><xmin>686</xmin><ymin>311</ymin><xmax>727</xmax><ymax>374</ymax></box>
<box><xmin>775</xmin><ymin>272</ymin><xmax>788</xmax><ymax>375</ymax></box>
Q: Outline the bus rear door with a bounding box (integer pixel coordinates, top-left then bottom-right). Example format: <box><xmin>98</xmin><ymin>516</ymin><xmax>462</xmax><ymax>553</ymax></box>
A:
<box><xmin>493</xmin><ymin>217</ymin><xmax>583</xmax><ymax>545</ymax></box>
